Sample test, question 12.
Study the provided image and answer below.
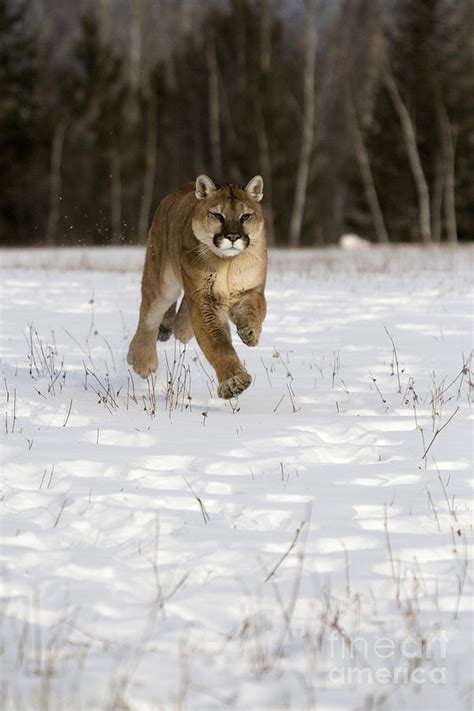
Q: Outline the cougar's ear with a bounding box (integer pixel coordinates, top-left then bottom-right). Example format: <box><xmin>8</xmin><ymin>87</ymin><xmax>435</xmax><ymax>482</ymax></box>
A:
<box><xmin>195</xmin><ymin>174</ymin><xmax>217</xmax><ymax>200</ymax></box>
<box><xmin>245</xmin><ymin>175</ymin><xmax>264</xmax><ymax>202</ymax></box>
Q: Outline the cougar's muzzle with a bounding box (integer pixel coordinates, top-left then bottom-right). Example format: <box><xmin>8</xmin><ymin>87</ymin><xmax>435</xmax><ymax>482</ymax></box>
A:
<box><xmin>213</xmin><ymin>230</ymin><xmax>250</xmax><ymax>254</ymax></box>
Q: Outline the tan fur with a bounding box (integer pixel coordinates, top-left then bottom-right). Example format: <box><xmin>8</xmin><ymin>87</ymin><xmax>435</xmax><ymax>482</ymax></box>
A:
<box><xmin>127</xmin><ymin>177</ymin><xmax>267</xmax><ymax>399</ymax></box>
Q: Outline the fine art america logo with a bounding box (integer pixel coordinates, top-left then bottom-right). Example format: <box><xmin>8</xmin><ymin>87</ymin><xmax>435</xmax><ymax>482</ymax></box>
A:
<box><xmin>327</xmin><ymin>631</ymin><xmax>448</xmax><ymax>685</ymax></box>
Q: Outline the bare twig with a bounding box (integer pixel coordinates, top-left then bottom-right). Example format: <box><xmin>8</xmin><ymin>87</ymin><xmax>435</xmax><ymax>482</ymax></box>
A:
<box><xmin>183</xmin><ymin>477</ymin><xmax>210</xmax><ymax>524</ymax></box>
<box><xmin>273</xmin><ymin>393</ymin><xmax>285</xmax><ymax>413</ymax></box>
<box><xmin>264</xmin><ymin>521</ymin><xmax>307</xmax><ymax>583</ymax></box>
<box><xmin>425</xmin><ymin>486</ymin><xmax>441</xmax><ymax>532</ymax></box>
<box><xmin>63</xmin><ymin>328</ymin><xmax>88</xmax><ymax>355</ymax></box>
<box><xmin>62</xmin><ymin>399</ymin><xmax>73</xmax><ymax>427</ymax></box>
<box><xmin>11</xmin><ymin>388</ymin><xmax>17</xmax><ymax>433</ymax></box>
<box><xmin>421</xmin><ymin>407</ymin><xmax>459</xmax><ymax>460</ymax></box>
<box><xmin>46</xmin><ymin>465</ymin><xmax>55</xmax><ymax>489</ymax></box>
<box><xmin>53</xmin><ymin>497</ymin><xmax>68</xmax><ymax>528</ymax></box>
<box><xmin>384</xmin><ymin>503</ymin><xmax>400</xmax><ymax>607</ymax></box>
<box><xmin>384</xmin><ymin>326</ymin><xmax>402</xmax><ymax>393</ymax></box>
<box><xmin>369</xmin><ymin>373</ymin><xmax>386</xmax><ymax>404</ymax></box>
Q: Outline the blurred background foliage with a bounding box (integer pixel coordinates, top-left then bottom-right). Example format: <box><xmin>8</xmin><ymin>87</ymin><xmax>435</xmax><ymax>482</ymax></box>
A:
<box><xmin>0</xmin><ymin>0</ymin><xmax>472</xmax><ymax>247</ymax></box>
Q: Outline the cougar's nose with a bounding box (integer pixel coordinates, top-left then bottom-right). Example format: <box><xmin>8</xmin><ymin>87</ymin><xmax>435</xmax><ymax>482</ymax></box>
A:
<box><xmin>226</xmin><ymin>233</ymin><xmax>241</xmax><ymax>243</ymax></box>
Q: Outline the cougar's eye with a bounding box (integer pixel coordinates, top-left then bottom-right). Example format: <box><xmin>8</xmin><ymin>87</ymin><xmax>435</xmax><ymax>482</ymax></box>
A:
<box><xmin>240</xmin><ymin>213</ymin><xmax>252</xmax><ymax>222</ymax></box>
<box><xmin>210</xmin><ymin>212</ymin><xmax>224</xmax><ymax>223</ymax></box>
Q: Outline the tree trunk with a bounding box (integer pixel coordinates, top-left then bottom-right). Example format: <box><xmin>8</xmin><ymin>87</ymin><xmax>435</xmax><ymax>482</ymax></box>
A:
<box><xmin>288</xmin><ymin>0</ymin><xmax>318</xmax><ymax>247</ymax></box>
<box><xmin>99</xmin><ymin>0</ymin><xmax>113</xmax><ymax>45</ymax></box>
<box><xmin>130</xmin><ymin>0</ymin><xmax>143</xmax><ymax>89</ymax></box>
<box><xmin>179</xmin><ymin>0</ymin><xmax>195</xmax><ymax>36</ymax></box>
<box><xmin>259</xmin><ymin>0</ymin><xmax>271</xmax><ymax>75</ymax></box>
<box><xmin>138</xmin><ymin>94</ymin><xmax>158</xmax><ymax>242</ymax></box>
<box><xmin>256</xmin><ymin>106</ymin><xmax>275</xmax><ymax>246</ymax></box>
<box><xmin>440</xmin><ymin>106</ymin><xmax>458</xmax><ymax>244</ymax></box>
<box><xmin>383</xmin><ymin>69</ymin><xmax>432</xmax><ymax>244</ymax></box>
<box><xmin>206</xmin><ymin>19</ymin><xmax>222</xmax><ymax>179</ymax></box>
<box><xmin>32</xmin><ymin>0</ymin><xmax>50</xmax><ymax>54</ymax></box>
<box><xmin>431</xmin><ymin>151</ymin><xmax>444</xmax><ymax>244</ymax></box>
<box><xmin>350</xmin><ymin>101</ymin><xmax>389</xmax><ymax>243</ymax></box>
<box><xmin>109</xmin><ymin>145</ymin><xmax>122</xmax><ymax>244</ymax></box>
<box><xmin>192</xmin><ymin>120</ymin><xmax>205</xmax><ymax>179</ymax></box>
<box><xmin>218</xmin><ymin>67</ymin><xmax>243</xmax><ymax>182</ymax></box>
<box><xmin>256</xmin><ymin>0</ymin><xmax>275</xmax><ymax>246</ymax></box>
<box><xmin>45</xmin><ymin>120</ymin><xmax>67</xmax><ymax>246</ymax></box>
<box><xmin>232</xmin><ymin>0</ymin><xmax>247</xmax><ymax>93</ymax></box>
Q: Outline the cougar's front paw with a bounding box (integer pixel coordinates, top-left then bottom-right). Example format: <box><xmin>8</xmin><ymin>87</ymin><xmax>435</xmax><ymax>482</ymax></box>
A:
<box><xmin>127</xmin><ymin>343</ymin><xmax>158</xmax><ymax>378</ymax></box>
<box><xmin>237</xmin><ymin>322</ymin><xmax>261</xmax><ymax>347</ymax></box>
<box><xmin>217</xmin><ymin>370</ymin><xmax>252</xmax><ymax>399</ymax></box>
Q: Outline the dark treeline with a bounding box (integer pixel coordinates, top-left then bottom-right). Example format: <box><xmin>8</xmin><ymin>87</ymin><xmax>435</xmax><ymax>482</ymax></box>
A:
<box><xmin>1</xmin><ymin>0</ymin><xmax>472</xmax><ymax>247</ymax></box>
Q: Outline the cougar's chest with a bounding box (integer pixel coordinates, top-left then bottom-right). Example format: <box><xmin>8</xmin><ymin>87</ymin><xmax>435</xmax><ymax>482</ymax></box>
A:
<box><xmin>227</xmin><ymin>252</ymin><xmax>264</xmax><ymax>296</ymax></box>
<box><xmin>205</xmin><ymin>250</ymin><xmax>265</xmax><ymax>303</ymax></box>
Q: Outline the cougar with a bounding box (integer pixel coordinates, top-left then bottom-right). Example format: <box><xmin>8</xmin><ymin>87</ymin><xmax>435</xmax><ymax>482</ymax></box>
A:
<box><xmin>127</xmin><ymin>174</ymin><xmax>267</xmax><ymax>399</ymax></box>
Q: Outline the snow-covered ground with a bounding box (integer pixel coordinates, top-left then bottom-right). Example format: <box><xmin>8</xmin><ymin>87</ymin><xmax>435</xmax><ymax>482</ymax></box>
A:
<box><xmin>1</xmin><ymin>246</ymin><xmax>472</xmax><ymax>711</ymax></box>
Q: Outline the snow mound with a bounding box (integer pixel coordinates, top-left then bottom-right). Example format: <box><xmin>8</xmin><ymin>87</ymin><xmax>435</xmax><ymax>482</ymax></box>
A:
<box><xmin>339</xmin><ymin>233</ymin><xmax>372</xmax><ymax>250</ymax></box>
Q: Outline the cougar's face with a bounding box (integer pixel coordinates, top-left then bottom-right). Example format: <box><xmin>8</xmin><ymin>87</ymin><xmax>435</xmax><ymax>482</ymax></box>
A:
<box><xmin>206</xmin><ymin>192</ymin><xmax>255</xmax><ymax>256</ymax></box>
<box><xmin>192</xmin><ymin>175</ymin><xmax>264</xmax><ymax>259</ymax></box>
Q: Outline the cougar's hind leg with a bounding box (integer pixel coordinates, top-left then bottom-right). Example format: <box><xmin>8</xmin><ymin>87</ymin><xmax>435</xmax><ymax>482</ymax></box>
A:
<box><xmin>173</xmin><ymin>298</ymin><xmax>194</xmax><ymax>343</ymax></box>
<box><xmin>157</xmin><ymin>302</ymin><xmax>177</xmax><ymax>341</ymax></box>
<box><xmin>128</xmin><ymin>262</ymin><xmax>181</xmax><ymax>378</ymax></box>
<box><xmin>127</xmin><ymin>294</ymin><xmax>172</xmax><ymax>378</ymax></box>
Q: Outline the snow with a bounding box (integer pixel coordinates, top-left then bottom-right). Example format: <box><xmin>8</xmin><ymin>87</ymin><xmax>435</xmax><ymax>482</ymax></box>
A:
<box><xmin>339</xmin><ymin>233</ymin><xmax>372</xmax><ymax>250</ymax></box>
<box><xmin>1</xmin><ymin>245</ymin><xmax>473</xmax><ymax>711</ymax></box>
